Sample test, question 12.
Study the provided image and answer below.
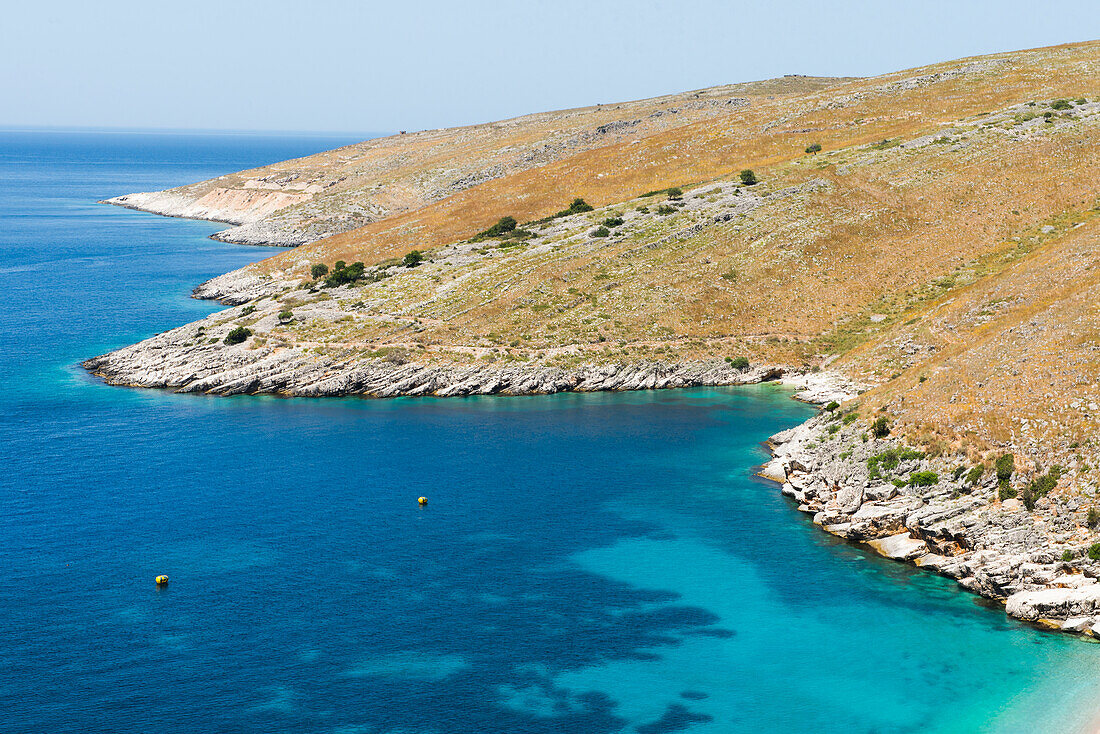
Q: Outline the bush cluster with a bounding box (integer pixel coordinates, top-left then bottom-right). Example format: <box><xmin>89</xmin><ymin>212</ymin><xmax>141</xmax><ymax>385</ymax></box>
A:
<box><xmin>310</xmin><ymin>263</ymin><xmax>329</xmax><ymax>279</ymax></box>
<box><xmin>554</xmin><ymin>197</ymin><xmax>594</xmax><ymax>218</ymax></box>
<box><xmin>224</xmin><ymin>326</ymin><xmax>252</xmax><ymax>345</ymax></box>
<box><xmin>995</xmin><ymin>453</ymin><xmax>1015</xmax><ymax>499</ymax></box>
<box><xmin>325</xmin><ymin>260</ymin><xmax>367</xmax><ymax>286</ymax></box>
<box><xmin>725</xmin><ymin>356</ymin><xmax>750</xmax><ymax>370</ymax></box>
<box><xmin>866</xmin><ymin>447</ymin><xmax>925</xmax><ymax>479</ymax></box>
<box><xmin>908</xmin><ymin>471</ymin><xmax>939</xmax><ymax>487</ymax></box>
<box><xmin>472</xmin><ymin>216</ymin><xmax>518</xmax><ymax>241</ymax></box>
<box><xmin>870</xmin><ymin>417</ymin><xmax>890</xmax><ymax>438</ymax></box>
<box><xmin>1020</xmin><ymin>465</ymin><xmax>1063</xmax><ymax>510</ymax></box>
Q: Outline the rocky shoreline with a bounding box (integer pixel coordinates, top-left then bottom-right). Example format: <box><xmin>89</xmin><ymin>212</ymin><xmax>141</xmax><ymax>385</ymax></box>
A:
<box><xmin>761</xmin><ymin>402</ymin><xmax>1100</xmax><ymax>639</ymax></box>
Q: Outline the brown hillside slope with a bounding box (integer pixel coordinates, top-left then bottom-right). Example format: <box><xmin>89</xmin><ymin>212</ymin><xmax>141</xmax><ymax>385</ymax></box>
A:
<box><xmin>106</xmin><ymin>75</ymin><xmax>848</xmax><ymax>246</ymax></box>
<box><xmin>217</xmin><ymin>40</ymin><xmax>1098</xmax><ymax>294</ymax></box>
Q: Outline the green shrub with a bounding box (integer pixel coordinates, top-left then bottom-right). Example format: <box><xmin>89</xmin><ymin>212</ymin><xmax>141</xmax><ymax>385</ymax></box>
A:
<box><xmin>636</xmin><ymin>206</ymin><xmax>649</xmax><ymax>213</ymax></box>
<box><xmin>952</xmin><ymin>465</ymin><xmax>967</xmax><ymax>480</ymax></box>
<box><xmin>472</xmin><ymin>216</ymin><xmax>517</xmax><ymax>241</ymax></box>
<box><xmin>602</xmin><ymin>216</ymin><xmax>624</xmax><ymax>228</ymax></box>
<box><xmin>727</xmin><ymin>356</ymin><xmax>750</xmax><ymax>370</ymax></box>
<box><xmin>656</xmin><ymin>205</ymin><xmax>677</xmax><ymax>215</ymax></box>
<box><xmin>1090</xmin><ymin>543</ymin><xmax>1100</xmax><ymax>561</ymax></box>
<box><xmin>871</xmin><ymin>417</ymin><xmax>890</xmax><ymax>438</ymax></box>
<box><xmin>824</xmin><ymin>401</ymin><xmax>840</xmax><ymax>412</ymax></box>
<box><xmin>666</xmin><ymin>187</ymin><xmax>683</xmax><ymax>200</ymax></box>
<box><xmin>224</xmin><ymin>326</ymin><xmax>252</xmax><ymax>345</ymax></box>
<box><xmin>278</xmin><ymin>310</ymin><xmax>293</xmax><ymax>323</ymax></box>
<box><xmin>553</xmin><ymin>197</ymin><xmax>593</xmax><ymax>218</ymax></box>
<box><xmin>1025</xmin><ymin>465</ymin><xmax>1063</xmax><ymax>501</ymax></box>
<box><xmin>995</xmin><ymin>453</ymin><xmax>1015</xmax><ymax>494</ymax></box>
<box><xmin>739</xmin><ymin>169</ymin><xmax>757</xmax><ymax>186</ymax></box>
<box><xmin>1088</xmin><ymin>507</ymin><xmax>1100</xmax><ymax>527</ymax></box>
<box><xmin>843</xmin><ymin>412</ymin><xmax>858</xmax><ymax>425</ymax></box>
<box><xmin>402</xmin><ymin>250</ymin><xmax>424</xmax><ymax>268</ymax></box>
<box><xmin>805</xmin><ymin>143</ymin><xmax>822</xmax><ymax>154</ymax></box>
<box><xmin>999</xmin><ymin>484</ymin><xmax>1018</xmax><ymax>501</ymax></box>
<box><xmin>909</xmin><ymin>471</ymin><xmax>939</xmax><ymax>487</ymax></box>
<box><xmin>1062</xmin><ymin>550</ymin><xmax>1074</xmax><ymax>563</ymax></box>
<box><xmin>1075</xmin><ymin>98</ymin><xmax>1087</xmax><ymax>105</ymax></box>
<box><xmin>1051</xmin><ymin>99</ymin><xmax>1073</xmax><ymax>110</ymax></box>
<box><xmin>965</xmin><ymin>464</ymin><xmax>985</xmax><ymax>486</ymax></box>
<box><xmin>240</xmin><ymin>304</ymin><xmax>256</xmax><ymax>316</ymax></box>
<box><xmin>592</xmin><ymin>226</ymin><xmax>611</xmax><ymax>238</ymax></box>
<box><xmin>310</xmin><ymin>263</ymin><xmax>329</xmax><ymax>279</ymax></box>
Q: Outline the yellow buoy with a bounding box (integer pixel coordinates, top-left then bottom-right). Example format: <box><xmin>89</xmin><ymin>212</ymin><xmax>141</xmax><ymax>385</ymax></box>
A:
<box><xmin>155</xmin><ymin>575</ymin><xmax>169</xmax><ymax>586</ymax></box>
<box><xmin>418</xmin><ymin>496</ymin><xmax>428</xmax><ymax>506</ymax></box>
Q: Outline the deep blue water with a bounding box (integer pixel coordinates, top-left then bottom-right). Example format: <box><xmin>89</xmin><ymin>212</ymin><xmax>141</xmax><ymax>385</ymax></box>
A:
<box><xmin>1</xmin><ymin>130</ymin><xmax>1099</xmax><ymax>734</ymax></box>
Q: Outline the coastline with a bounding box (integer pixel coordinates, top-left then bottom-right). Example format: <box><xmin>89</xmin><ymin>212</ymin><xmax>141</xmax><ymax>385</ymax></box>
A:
<box><xmin>759</xmin><ymin>399</ymin><xmax>1100</xmax><ymax>641</ymax></box>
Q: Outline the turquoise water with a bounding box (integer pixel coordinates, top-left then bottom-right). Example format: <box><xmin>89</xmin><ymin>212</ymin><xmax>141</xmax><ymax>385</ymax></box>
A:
<box><xmin>1</xmin><ymin>130</ymin><xmax>1099</xmax><ymax>733</ymax></box>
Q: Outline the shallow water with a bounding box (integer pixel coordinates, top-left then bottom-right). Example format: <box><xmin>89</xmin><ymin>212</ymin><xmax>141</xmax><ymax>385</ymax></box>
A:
<box><xmin>1</xmin><ymin>130</ymin><xmax>1098</xmax><ymax>733</ymax></box>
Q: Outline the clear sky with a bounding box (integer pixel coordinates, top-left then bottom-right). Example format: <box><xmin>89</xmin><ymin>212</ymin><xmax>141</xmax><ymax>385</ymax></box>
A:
<box><xmin>2</xmin><ymin>0</ymin><xmax>1098</xmax><ymax>135</ymax></box>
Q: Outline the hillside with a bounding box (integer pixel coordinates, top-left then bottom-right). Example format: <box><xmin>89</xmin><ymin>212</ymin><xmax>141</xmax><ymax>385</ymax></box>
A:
<box><xmin>85</xmin><ymin>39</ymin><xmax>1100</xmax><ymax>633</ymax></box>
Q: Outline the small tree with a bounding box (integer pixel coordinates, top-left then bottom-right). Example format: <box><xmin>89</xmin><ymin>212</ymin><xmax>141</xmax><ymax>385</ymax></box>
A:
<box><xmin>870</xmin><ymin>417</ymin><xmax>890</xmax><ymax>438</ymax></box>
<box><xmin>403</xmin><ymin>250</ymin><xmax>424</xmax><ymax>268</ymax></box>
<box><xmin>666</xmin><ymin>187</ymin><xmax>683</xmax><ymax>200</ymax></box>
<box><xmin>310</xmin><ymin>263</ymin><xmax>329</xmax><ymax>279</ymax></box>
<box><xmin>805</xmin><ymin>143</ymin><xmax>822</xmax><ymax>155</ymax></box>
<box><xmin>224</xmin><ymin>326</ymin><xmax>252</xmax><ymax>345</ymax></box>
<box><xmin>824</xmin><ymin>401</ymin><xmax>840</xmax><ymax>412</ymax></box>
<box><xmin>739</xmin><ymin>169</ymin><xmax>758</xmax><ymax>186</ymax></box>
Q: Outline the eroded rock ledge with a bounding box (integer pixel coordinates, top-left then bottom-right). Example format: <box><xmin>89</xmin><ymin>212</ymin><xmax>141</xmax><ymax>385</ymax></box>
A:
<box><xmin>762</xmin><ymin>414</ymin><xmax>1100</xmax><ymax>637</ymax></box>
<box><xmin>83</xmin><ymin>337</ymin><xmax>795</xmax><ymax>398</ymax></box>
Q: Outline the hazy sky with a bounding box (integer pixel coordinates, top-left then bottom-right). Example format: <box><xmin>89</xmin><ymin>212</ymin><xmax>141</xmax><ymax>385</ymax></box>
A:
<box><xmin>2</xmin><ymin>1</ymin><xmax>1098</xmax><ymax>134</ymax></box>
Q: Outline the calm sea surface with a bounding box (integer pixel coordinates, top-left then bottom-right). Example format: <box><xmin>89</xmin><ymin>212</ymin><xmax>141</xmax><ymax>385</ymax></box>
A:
<box><xmin>1</xmin><ymin>130</ymin><xmax>1099</xmax><ymax>734</ymax></box>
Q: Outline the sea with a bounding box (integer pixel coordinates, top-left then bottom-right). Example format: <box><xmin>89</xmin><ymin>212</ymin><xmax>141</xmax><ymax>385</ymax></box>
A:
<box><xmin>1</xmin><ymin>129</ymin><xmax>1098</xmax><ymax>733</ymax></box>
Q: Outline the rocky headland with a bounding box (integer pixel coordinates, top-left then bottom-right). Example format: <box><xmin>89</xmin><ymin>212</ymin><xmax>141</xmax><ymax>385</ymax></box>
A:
<box><xmin>762</xmin><ymin>406</ymin><xmax>1100</xmax><ymax>638</ymax></box>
